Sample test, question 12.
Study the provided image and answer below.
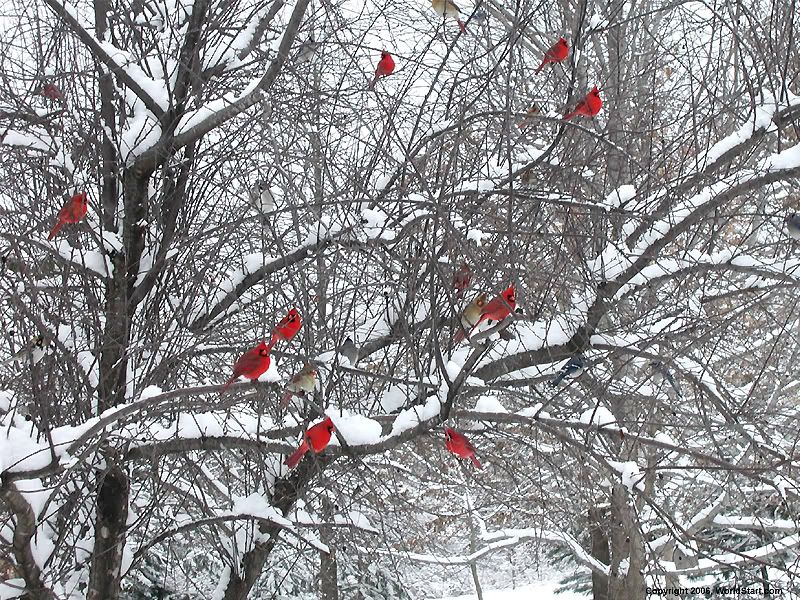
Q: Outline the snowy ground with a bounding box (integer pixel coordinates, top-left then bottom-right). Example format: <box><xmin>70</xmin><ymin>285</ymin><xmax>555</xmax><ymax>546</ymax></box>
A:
<box><xmin>437</xmin><ymin>578</ymin><xmax>590</xmax><ymax>600</ymax></box>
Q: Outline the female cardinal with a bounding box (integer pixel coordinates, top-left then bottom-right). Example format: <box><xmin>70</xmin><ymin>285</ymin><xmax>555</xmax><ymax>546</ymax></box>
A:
<box><xmin>454</xmin><ymin>286</ymin><xmax>515</xmax><ymax>342</ymax></box>
<box><xmin>517</xmin><ymin>103</ymin><xmax>542</xmax><ymax>129</ymax></box>
<box><xmin>368</xmin><ymin>51</ymin><xmax>395</xmax><ymax>90</ymax></box>
<box><xmin>563</xmin><ymin>86</ymin><xmax>603</xmax><ymax>120</ymax></box>
<box><xmin>535</xmin><ymin>37</ymin><xmax>569</xmax><ymax>74</ymax></box>
<box><xmin>269</xmin><ymin>308</ymin><xmax>302</xmax><ymax>345</ymax></box>
<box><xmin>48</xmin><ymin>192</ymin><xmax>88</xmax><ymax>240</ymax></box>
<box><xmin>221</xmin><ymin>340</ymin><xmax>273</xmax><ymax>393</ymax></box>
<box><xmin>41</xmin><ymin>83</ymin><xmax>65</xmax><ymax>102</ymax></box>
<box><xmin>431</xmin><ymin>0</ymin><xmax>466</xmax><ymax>32</ymax></box>
<box><xmin>454</xmin><ymin>292</ymin><xmax>487</xmax><ymax>342</ymax></box>
<box><xmin>444</xmin><ymin>427</ymin><xmax>481</xmax><ymax>468</ymax></box>
<box><xmin>281</xmin><ymin>364</ymin><xmax>317</xmax><ymax>407</ymax></box>
<box><xmin>285</xmin><ymin>416</ymin><xmax>336</xmax><ymax>468</ymax></box>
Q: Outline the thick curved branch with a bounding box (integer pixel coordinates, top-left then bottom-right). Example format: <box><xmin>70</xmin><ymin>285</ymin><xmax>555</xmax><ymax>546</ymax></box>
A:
<box><xmin>190</xmin><ymin>226</ymin><xmax>353</xmax><ymax>331</ymax></box>
<box><xmin>0</xmin><ymin>484</ymin><xmax>51</xmax><ymax>600</ymax></box>
<box><xmin>158</xmin><ymin>0</ymin><xmax>312</xmax><ymax>152</ymax></box>
<box><xmin>41</xmin><ymin>0</ymin><xmax>165</xmax><ymax>119</ymax></box>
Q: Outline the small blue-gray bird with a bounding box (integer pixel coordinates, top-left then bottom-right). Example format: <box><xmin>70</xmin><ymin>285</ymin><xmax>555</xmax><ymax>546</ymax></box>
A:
<box><xmin>340</xmin><ymin>337</ymin><xmax>359</xmax><ymax>367</ymax></box>
<box><xmin>650</xmin><ymin>361</ymin><xmax>682</xmax><ymax>398</ymax></box>
<box><xmin>550</xmin><ymin>354</ymin><xmax>585</xmax><ymax>387</ymax></box>
<box><xmin>785</xmin><ymin>212</ymin><xmax>800</xmax><ymax>241</ymax></box>
<box><xmin>249</xmin><ymin>180</ymin><xmax>275</xmax><ymax>215</ymax></box>
<box><xmin>296</xmin><ymin>36</ymin><xmax>321</xmax><ymax>64</ymax></box>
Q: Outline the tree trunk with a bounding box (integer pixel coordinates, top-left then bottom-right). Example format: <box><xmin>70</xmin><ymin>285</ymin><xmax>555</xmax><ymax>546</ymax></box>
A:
<box><xmin>87</xmin><ymin>447</ymin><xmax>129</xmax><ymax>600</ymax></box>
<box><xmin>588</xmin><ymin>506</ymin><xmax>610</xmax><ymax>600</ymax></box>
<box><xmin>608</xmin><ymin>485</ymin><xmax>645</xmax><ymax>600</ymax></box>
<box><xmin>319</xmin><ymin>498</ymin><xmax>338</xmax><ymax>600</ymax></box>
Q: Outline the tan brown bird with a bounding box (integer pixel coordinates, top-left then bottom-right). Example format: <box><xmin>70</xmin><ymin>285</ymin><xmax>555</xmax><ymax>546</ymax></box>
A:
<box><xmin>517</xmin><ymin>103</ymin><xmax>542</xmax><ymax>129</ymax></box>
<box><xmin>281</xmin><ymin>364</ymin><xmax>317</xmax><ymax>407</ymax></box>
<box><xmin>431</xmin><ymin>0</ymin><xmax>466</xmax><ymax>32</ymax></box>
<box><xmin>459</xmin><ymin>292</ymin><xmax>487</xmax><ymax>335</ymax></box>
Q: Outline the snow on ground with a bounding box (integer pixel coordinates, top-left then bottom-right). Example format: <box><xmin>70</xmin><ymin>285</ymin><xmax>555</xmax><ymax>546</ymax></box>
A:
<box><xmin>435</xmin><ymin>577</ymin><xmax>589</xmax><ymax>600</ymax></box>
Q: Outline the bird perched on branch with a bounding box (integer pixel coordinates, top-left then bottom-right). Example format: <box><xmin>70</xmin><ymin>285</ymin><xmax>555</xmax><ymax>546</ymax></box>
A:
<box><xmin>431</xmin><ymin>0</ymin><xmax>466</xmax><ymax>32</ymax></box>
<box><xmin>41</xmin><ymin>82</ymin><xmax>64</xmax><ymax>102</ymax></box>
<box><xmin>535</xmin><ymin>37</ymin><xmax>569</xmax><ymax>74</ymax></box>
<box><xmin>296</xmin><ymin>35</ymin><xmax>321</xmax><ymax>64</ymax></box>
<box><xmin>563</xmin><ymin>86</ymin><xmax>602</xmax><ymax>120</ymax></box>
<box><xmin>285</xmin><ymin>416</ymin><xmax>336</xmax><ymax>468</ymax></box>
<box><xmin>517</xmin><ymin>103</ymin><xmax>542</xmax><ymax>129</ymax></box>
<box><xmin>4</xmin><ymin>335</ymin><xmax>50</xmax><ymax>365</ymax></box>
<box><xmin>785</xmin><ymin>212</ymin><xmax>800</xmax><ymax>241</ymax></box>
<box><xmin>444</xmin><ymin>427</ymin><xmax>481</xmax><ymax>468</ymax></box>
<box><xmin>221</xmin><ymin>340</ymin><xmax>273</xmax><ymax>393</ymax></box>
<box><xmin>550</xmin><ymin>354</ymin><xmax>585</xmax><ymax>387</ymax></box>
<box><xmin>282</xmin><ymin>364</ymin><xmax>317</xmax><ymax>407</ymax></box>
<box><xmin>456</xmin><ymin>292</ymin><xmax>486</xmax><ymax>339</ymax></box>
<box><xmin>454</xmin><ymin>286</ymin><xmax>516</xmax><ymax>343</ymax></box>
<box><xmin>48</xmin><ymin>192</ymin><xmax>88</xmax><ymax>240</ymax></box>
<box><xmin>269</xmin><ymin>308</ymin><xmax>302</xmax><ymax>346</ymax></box>
<box><xmin>650</xmin><ymin>361</ymin><xmax>682</xmax><ymax>398</ymax></box>
<box><xmin>453</xmin><ymin>262</ymin><xmax>471</xmax><ymax>298</ymax></box>
<box><xmin>339</xmin><ymin>337</ymin><xmax>359</xmax><ymax>367</ymax></box>
<box><xmin>248</xmin><ymin>180</ymin><xmax>275</xmax><ymax>215</ymax></box>
<box><xmin>368</xmin><ymin>51</ymin><xmax>395</xmax><ymax>90</ymax></box>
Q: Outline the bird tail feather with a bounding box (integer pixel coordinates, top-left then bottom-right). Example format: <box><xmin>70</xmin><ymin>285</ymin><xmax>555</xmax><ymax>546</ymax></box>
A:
<box><xmin>47</xmin><ymin>220</ymin><xmax>64</xmax><ymax>241</ymax></box>
<box><xmin>470</xmin><ymin>455</ymin><xmax>482</xmax><ymax>469</ymax></box>
<box><xmin>220</xmin><ymin>376</ymin><xmax>237</xmax><ymax>395</ymax></box>
<box><xmin>285</xmin><ymin>441</ymin><xmax>309</xmax><ymax>469</ymax></box>
<box><xmin>457</xmin><ymin>18</ymin><xmax>466</xmax><ymax>32</ymax></box>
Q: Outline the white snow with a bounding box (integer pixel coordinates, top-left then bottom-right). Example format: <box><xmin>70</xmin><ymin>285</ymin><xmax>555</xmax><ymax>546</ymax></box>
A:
<box><xmin>120</xmin><ymin>110</ymin><xmax>163</xmax><ymax>163</ymax></box>
<box><xmin>579</xmin><ymin>407</ymin><xmax>617</xmax><ymax>429</ymax></box>
<box><xmin>466</xmin><ymin>228</ymin><xmax>486</xmax><ymax>245</ymax></box>
<box><xmin>602</xmin><ymin>184</ymin><xmax>636</xmax><ymax>210</ymax></box>
<box><xmin>361</xmin><ymin>208</ymin><xmax>396</xmax><ymax>241</ymax></box>
<box><xmin>609</xmin><ymin>460</ymin><xmax>645</xmax><ymax>491</ymax></box>
<box><xmin>328</xmin><ymin>413</ymin><xmax>383</xmax><ymax>445</ymax></box>
<box><xmin>438</xmin><ymin>579</ymin><xmax>589</xmax><ymax>600</ymax></box>
<box><xmin>390</xmin><ymin>395</ymin><xmax>442</xmax><ymax>436</ymax></box>
<box><xmin>1</xmin><ymin>130</ymin><xmax>53</xmax><ymax>153</ymax></box>
<box><xmin>473</xmin><ymin>396</ymin><xmax>507</xmax><ymax>413</ymax></box>
<box><xmin>381</xmin><ymin>385</ymin><xmax>410</xmax><ymax>412</ymax></box>
<box><xmin>699</xmin><ymin>90</ymin><xmax>778</xmax><ymax>169</ymax></box>
<box><xmin>139</xmin><ymin>385</ymin><xmax>163</xmax><ymax>400</ymax></box>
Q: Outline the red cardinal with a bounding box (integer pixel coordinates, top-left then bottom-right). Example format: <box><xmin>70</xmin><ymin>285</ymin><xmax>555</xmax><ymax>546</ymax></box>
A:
<box><xmin>285</xmin><ymin>416</ymin><xmax>336</xmax><ymax>468</ymax></box>
<box><xmin>368</xmin><ymin>51</ymin><xmax>395</xmax><ymax>90</ymax></box>
<box><xmin>220</xmin><ymin>340</ymin><xmax>273</xmax><ymax>393</ymax></box>
<box><xmin>48</xmin><ymin>192</ymin><xmax>88</xmax><ymax>240</ymax></box>
<box><xmin>269</xmin><ymin>308</ymin><xmax>302</xmax><ymax>345</ymax></box>
<box><xmin>563</xmin><ymin>86</ymin><xmax>603</xmax><ymax>120</ymax></box>
<box><xmin>454</xmin><ymin>284</ymin><xmax>516</xmax><ymax>342</ymax></box>
<box><xmin>41</xmin><ymin>83</ymin><xmax>65</xmax><ymax>102</ymax></box>
<box><xmin>535</xmin><ymin>37</ymin><xmax>569</xmax><ymax>74</ymax></box>
<box><xmin>453</xmin><ymin>262</ymin><xmax>471</xmax><ymax>298</ymax></box>
<box><xmin>444</xmin><ymin>427</ymin><xmax>481</xmax><ymax>468</ymax></box>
